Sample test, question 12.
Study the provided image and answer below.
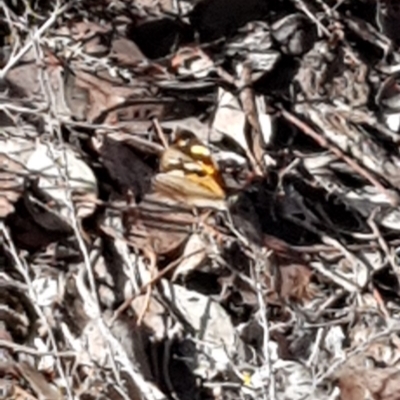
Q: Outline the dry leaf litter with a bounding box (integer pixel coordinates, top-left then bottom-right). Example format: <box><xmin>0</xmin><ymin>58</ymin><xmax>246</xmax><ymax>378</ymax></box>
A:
<box><xmin>2</xmin><ymin>0</ymin><xmax>400</xmax><ymax>399</ymax></box>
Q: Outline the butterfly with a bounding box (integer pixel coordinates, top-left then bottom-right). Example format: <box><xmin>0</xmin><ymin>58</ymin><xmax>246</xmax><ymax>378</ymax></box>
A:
<box><xmin>152</xmin><ymin>130</ymin><xmax>227</xmax><ymax>210</ymax></box>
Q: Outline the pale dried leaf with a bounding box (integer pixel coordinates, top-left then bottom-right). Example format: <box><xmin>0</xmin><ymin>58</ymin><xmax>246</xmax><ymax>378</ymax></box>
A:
<box><xmin>161</xmin><ymin>281</ymin><xmax>239</xmax><ymax>378</ymax></box>
<box><xmin>26</xmin><ymin>143</ymin><xmax>98</xmax><ymax>222</ymax></box>
<box><xmin>130</xmin><ymin>295</ymin><xmax>174</xmax><ymax>341</ymax></box>
<box><xmin>172</xmin><ymin>233</ymin><xmax>207</xmax><ymax>280</ymax></box>
<box><xmin>213</xmin><ymin>88</ymin><xmax>248</xmax><ymax>152</ymax></box>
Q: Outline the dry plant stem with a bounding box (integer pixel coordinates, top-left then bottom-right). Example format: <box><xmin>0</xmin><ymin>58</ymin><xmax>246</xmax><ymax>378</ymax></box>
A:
<box><xmin>43</xmin><ymin>67</ymin><xmax>164</xmax><ymax>398</ymax></box>
<box><xmin>280</xmin><ymin>108</ymin><xmax>399</xmax><ymax>207</ymax></box>
<box><xmin>0</xmin><ymin>274</ymin><xmax>28</xmax><ymax>291</ymax></box>
<box><xmin>306</xmin><ymin>327</ymin><xmax>324</xmax><ymax>368</ymax></box>
<box><xmin>314</xmin><ymin>323</ymin><xmax>400</xmax><ymax>387</ymax></box>
<box><xmin>137</xmin><ymin>246</ymin><xmax>158</xmax><ymax>326</ymax></box>
<box><xmin>0</xmin><ymin>339</ymin><xmax>76</xmax><ymax>358</ymax></box>
<box><xmin>61</xmin><ymin>167</ymin><xmax>140</xmax><ymax>395</ymax></box>
<box><xmin>337</xmin><ymin>105</ymin><xmax>400</xmax><ymax>143</ymax></box>
<box><xmin>119</xmin><ymin>239</ymin><xmax>141</xmax><ymax>295</ymax></box>
<box><xmin>0</xmin><ymin>3</ymin><xmax>69</xmax><ymax>79</ymax></box>
<box><xmin>0</xmin><ymin>2</ymin><xmax>17</xmax><ymax>39</ymax></box>
<box><xmin>238</xmin><ymin>64</ymin><xmax>264</xmax><ymax>176</ymax></box>
<box><xmin>293</xmin><ymin>0</ymin><xmax>332</xmax><ymax>37</ymax></box>
<box><xmin>288</xmin><ymin>215</ymin><xmax>363</xmax><ymax>291</ymax></box>
<box><xmin>75</xmin><ymin>255</ymin><xmax>167</xmax><ymax>400</ymax></box>
<box><xmin>112</xmin><ymin>248</ymin><xmax>205</xmax><ymax>322</ymax></box>
<box><xmin>0</xmin><ymin>223</ymin><xmax>74</xmax><ymax>400</ymax></box>
<box><xmin>254</xmin><ymin>250</ymin><xmax>276</xmax><ymax>400</ymax></box>
<box><xmin>212</xmin><ymin>59</ymin><xmax>263</xmax><ymax>175</ymax></box>
<box><xmin>367</xmin><ymin>210</ymin><xmax>400</xmax><ymax>286</ymax></box>
<box><xmin>152</xmin><ymin>118</ymin><xmax>169</xmax><ymax>148</ymax></box>
<box><xmin>322</xmin><ymin>236</ymin><xmax>365</xmax><ymax>276</ymax></box>
<box><xmin>372</xmin><ymin>287</ymin><xmax>390</xmax><ymax>320</ymax></box>
<box><xmin>162</xmin><ymin>335</ymin><xmax>180</xmax><ymax>400</ymax></box>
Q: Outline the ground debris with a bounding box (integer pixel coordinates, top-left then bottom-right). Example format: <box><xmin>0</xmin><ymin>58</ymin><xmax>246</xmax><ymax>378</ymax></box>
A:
<box><xmin>2</xmin><ymin>1</ymin><xmax>400</xmax><ymax>399</ymax></box>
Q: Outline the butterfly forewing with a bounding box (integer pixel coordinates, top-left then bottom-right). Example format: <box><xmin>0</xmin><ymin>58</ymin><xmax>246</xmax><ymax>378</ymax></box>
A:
<box><xmin>153</xmin><ymin>132</ymin><xmax>226</xmax><ymax>209</ymax></box>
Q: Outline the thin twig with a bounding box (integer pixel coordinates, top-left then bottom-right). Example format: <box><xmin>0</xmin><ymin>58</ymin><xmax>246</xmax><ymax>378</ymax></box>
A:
<box><xmin>0</xmin><ymin>223</ymin><xmax>74</xmax><ymax>400</ymax></box>
<box><xmin>280</xmin><ymin>108</ymin><xmax>399</xmax><ymax>207</ymax></box>
<box><xmin>0</xmin><ymin>3</ymin><xmax>69</xmax><ymax>79</ymax></box>
<box><xmin>254</xmin><ymin>249</ymin><xmax>276</xmax><ymax>400</ymax></box>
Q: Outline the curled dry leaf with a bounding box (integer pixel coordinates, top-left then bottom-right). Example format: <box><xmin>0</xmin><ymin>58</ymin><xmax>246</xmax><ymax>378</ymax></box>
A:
<box><xmin>171</xmin><ymin>47</ymin><xmax>215</xmax><ymax>79</ymax></box>
<box><xmin>256</xmin><ymin>95</ymin><xmax>276</xmax><ymax>147</ymax></box>
<box><xmin>376</xmin><ymin>76</ymin><xmax>400</xmax><ymax>133</ymax></box>
<box><xmin>6</xmin><ymin>189</ymin><xmax>74</xmax><ymax>251</ymax></box>
<box><xmin>0</xmin><ymin>285</ymin><xmax>31</xmax><ymax>340</ymax></box>
<box><xmin>109</xmin><ymin>315</ymin><xmax>153</xmax><ymax>381</ymax></box>
<box><xmin>212</xmin><ymin>88</ymin><xmax>248</xmax><ymax>153</ymax></box>
<box><xmin>271</xmin><ymin>13</ymin><xmax>317</xmax><ymax>56</ymax></box>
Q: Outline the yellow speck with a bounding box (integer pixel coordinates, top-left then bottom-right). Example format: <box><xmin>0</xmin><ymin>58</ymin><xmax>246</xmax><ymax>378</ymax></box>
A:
<box><xmin>190</xmin><ymin>144</ymin><xmax>211</xmax><ymax>157</ymax></box>
<box><xmin>242</xmin><ymin>371</ymin><xmax>252</xmax><ymax>387</ymax></box>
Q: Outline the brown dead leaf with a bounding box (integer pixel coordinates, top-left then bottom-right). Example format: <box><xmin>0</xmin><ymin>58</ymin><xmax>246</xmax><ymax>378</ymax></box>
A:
<box><xmin>65</xmin><ymin>68</ymin><xmax>165</xmax><ymax>123</ymax></box>
<box><xmin>68</xmin><ymin>20</ymin><xmax>111</xmax><ymax>56</ymax></box>
<box><xmin>127</xmin><ymin>18</ymin><xmax>193</xmax><ymax>59</ymax></box>
<box><xmin>161</xmin><ymin>281</ymin><xmax>241</xmax><ymax>378</ymax></box>
<box><xmin>338</xmin><ymin>373</ymin><xmax>366</xmax><ymax>400</ymax></box>
<box><xmin>63</xmin><ymin>70</ymin><xmax>89</xmax><ymax>121</ymax></box>
<box><xmin>277</xmin><ymin>263</ymin><xmax>314</xmax><ymax>302</ymax></box>
<box><xmin>16</xmin><ymin>362</ymin><xmax>62</xmax><ymax>400</ymax></box>
<box><xmin>338</xmin><ymin>365</ymin><xmax>400</xmax><ymax>400</ymax></box>
<box><xmin>110</xmin><ymin>38</ymin><xmax>146</xmax><ymax>67</ymax></box>
<box><xmin>6</xmin><ymin>48</ymin><xmax>68</xmax><ymax>116</ymax></box>
<box><xmin>212</xmin><ymin>88</ymin><xmax>247</xmax><ymax>151</ymax></box>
